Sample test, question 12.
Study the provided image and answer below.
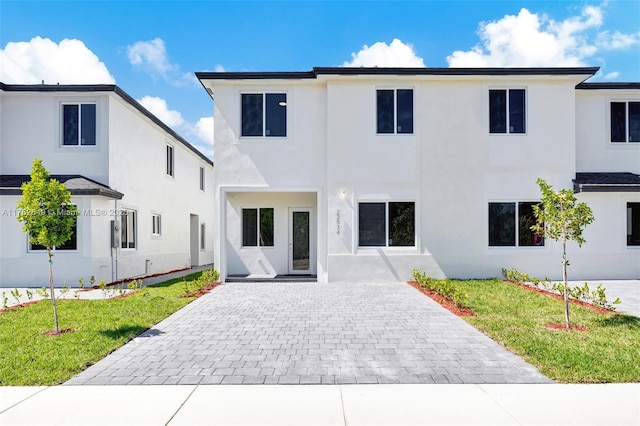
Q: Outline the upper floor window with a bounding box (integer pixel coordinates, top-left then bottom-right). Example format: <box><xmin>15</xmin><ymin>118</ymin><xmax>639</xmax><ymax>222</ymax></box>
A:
<box><xmin>166</xmin><ymin>145</ymin><xmax>174</xmax><ymax>177</ymax></box>
<box><xmin>628</xmin><ymin>203</ymin><xmax>640</xmax><ymax>246</ymax></box>
<box><xmin>488</xmin><ymin>202</ymin><xmax>543</xmax><ymax>247</ymax></box>
<box><xmin>377</xmin><ymin>89</ymin><xmax>413</xmax><ymax>134</ymax></box>
<box><xmin>241</xmin><ymin>93</ymin><xmax>287</xmax><ymax>137</ymax></box>
<box><xmin>121</xmin><ymin>209</ymin><xmax>137</xmax><ymax>249</ymax></box>
<box><xmin>62</xmin><ymin>103</ymin><xmax>96</xmax><ymax>146</ymax></box>
<box><xmin>358</xmin><ymin>201</ymin><xmax>415</xmax><ymax>247</ymax></box>
<box><xmin>611</xmin><ymin>102</ymin><xmax>640</xmax><ymax>143</ymax></box>
<box><xmin>489</xmin><ymin>89</ymin><xmax>526</xmax><ymax>134</ymax></box>
<box><xmin>199</xmin><ymin>167</ymin><xmax>205</xmax><ymax>191</ymax></box>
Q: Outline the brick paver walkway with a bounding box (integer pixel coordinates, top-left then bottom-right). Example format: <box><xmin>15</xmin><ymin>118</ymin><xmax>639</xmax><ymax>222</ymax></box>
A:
<box><xmin>66</xmin><ymin>282</ymin><xmax>551</xmax><ymax>385</ymax></box>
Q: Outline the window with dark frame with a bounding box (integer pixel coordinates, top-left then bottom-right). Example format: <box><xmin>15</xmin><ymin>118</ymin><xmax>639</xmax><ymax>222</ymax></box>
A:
<box><xmin>488</xmin><ymin>202</ymin><xmax>544</xmax><ymax>247</ymax></box>
<box><xmin>121</xmin><ymin>209</ymin><xmax>137</xmax><ymax>249</ymax></box>
<box><xmin>241</xmin><ymin>93</ymin><xmax>287</xmax><ymax>137</ymax></box>
<box><xmin>199</xmin><ymin>167</ymin><xmax>205</xmax><ymax>191</ymax></box>
<box><xmin>627</xmin><ymin>203</ymin><xmax>640</xmax><ymax>246</ymax></box>
<box><xmin>200</xmin><ymin>223</ymin><xmax>206</xmax><ymax>250</ymax></box>
<box><xmin>242</xmin><ymin>208</ymin><xmax>274</xmax><ymax>247</ymax></box>
<box><xmin>152</xmin><ymin>214</ymin><xmax>161</xmax><ymax>236</ymax></box>
<box><xmin>611</xmin><ymin>101</ymin><xmax>640</xmax><ymax>143</ymax></box>
<box><xmin>166</xmin><ymin>145</ymin><xmax>174</xmax><ymax>177</ymax></box>
<box><xmin>376</xmin><ymin>89</ymin><xmax>413</xmax><ymax>134</ymax></box>
<box><xmin>62</xmin><ymin>103</ymin><xmax>96</xmax><ymax>146</ymax></box>
<box><xmin>358</xmin><ymin>202</ymin><xmax>415</xmax><ymax>247</ymax></box>
<box><xmin>489</xmin><ymin>89</ymin><xmax>526</xmax><ymax>134</ymax></box>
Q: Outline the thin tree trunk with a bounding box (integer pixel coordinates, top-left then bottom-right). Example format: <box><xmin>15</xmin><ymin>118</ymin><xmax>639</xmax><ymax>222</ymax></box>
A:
<box><xmin>48</xmin><ymin>249</ymin><xmax>60</xmax><ymax>334</ymax></box>
<box><xmin>562</xmin><ymin>235</ymin><xmax>570</xmax><ymax>328</ymax></box>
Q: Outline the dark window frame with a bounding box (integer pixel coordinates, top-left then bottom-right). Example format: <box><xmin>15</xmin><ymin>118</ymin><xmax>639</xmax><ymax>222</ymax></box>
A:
<box><xmin>489</xmin><ymin>88</ymin><xmax>526</xmax><ymax>134</ymax></box>
<box><xmin>242</xmin><ymin>207</ymin><xmax>275</xmax><ymax>247</ymax></box>
<box><xmin>627</xmin><ymin>202</ymin><xmax>640</xmax><ymax>246</ymax></box>
<box><xmin>376</xmin><ymin>89</ymin><xmax>414</xmax><ymax>134</ymax></box>
<box><xmin>152</xmin><ymin>213</ymin><xmax>161</xmax><ymax>236</ymax></box>
<box><xmin>199</xmin><ymin>166</ymin><xmax>205</xmax><ymax>191</ymax></box>
<box><xmin>29</xmin><ymin>206</ymin><xmax>79</xmax><ymax>252</ymax></box>
<box><xmin>61</xmin><ymin>102</ymin><xmax>97</xmax><ymax>146</ymax></box>
<box><xmin>488</xmin><ymin>201</ymin><xmax>544</xmax><ymax>247</ymax></box>
<box><xmin>166</xmin><ymin>145</ymin><xmax>174</xmax><ymax>177</ymax></box>
<box><xmin>200</xmin><ymin>223</ymin><xmax>206</xmax><ymax>250</ymax></box>
<box><xmin>241</xmin><ymin>92</ymin><xmax>287</xmax><ymax>138</ymax></box>
<box><xmin>610</xmin><ymin>101</ymin><xmax>640</xmax><ymax>143</ymax></box>
<box><xmin>358</xmin><ymin>201</ymin><xmax>416</xmax><ymax>248</ymax></box>
<box><xmin>121</xmin><ymin>209</ymin><xmax>137</xmax><ymax>250</ymax></box>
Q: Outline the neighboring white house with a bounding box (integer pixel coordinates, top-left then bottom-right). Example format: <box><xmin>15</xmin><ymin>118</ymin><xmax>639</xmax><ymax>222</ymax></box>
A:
<box><xmin>197</xmin><ymin>67</ymin><xmax>640</xmax><ymax>283</ymax></box>
<box><xmin>0</xmin><ymin>83</ymin><xmax>214</xmax><ymax>288</ymax></box>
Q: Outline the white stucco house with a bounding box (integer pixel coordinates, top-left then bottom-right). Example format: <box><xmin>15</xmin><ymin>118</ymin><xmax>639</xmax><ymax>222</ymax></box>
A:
<box><xmin>197</xmin><ymin>67</ymin><xmax>639</xmax><ymax>283</ymax></box>
<box><xmin>0</xmin><ymin>83</ymin><xmax>214</xmax><ymax>288</ymax></box>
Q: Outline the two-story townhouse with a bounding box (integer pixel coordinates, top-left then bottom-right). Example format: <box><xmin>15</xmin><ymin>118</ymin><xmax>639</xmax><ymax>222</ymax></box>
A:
<box><xmin>0</xmin><ymin>83</ymin><xmax>214</xmax><ymax>288</ymax></box>
<box><xmin>198</xmin><ymin>67</ymin><xmax>639</xmax><ymax>283</ymax></box>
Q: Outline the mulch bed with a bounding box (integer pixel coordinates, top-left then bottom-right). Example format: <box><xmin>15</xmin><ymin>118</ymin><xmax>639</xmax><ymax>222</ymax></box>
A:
<box><xmin>545</xmin><ymin>323</ymin><xmax>588</xmax><ymax>332</ymax></box>
<box><xmin>407</xmin><ymin>280</ymin><xmax>476</xmax><ymax>316</ymax></box>
<box><xmin>504</xmin><ymin>280</ymin><xmax>614</xmax><ymax>315</ymax></box>
<box><xmin>180</xmin><ymin>282</ymin><xmax>221</xmax><ymax>298</ymax></box>
<box><xmin>43</xmin><ymin>328</ymin><xmax>74</xmax><ymax>336</ymax></box>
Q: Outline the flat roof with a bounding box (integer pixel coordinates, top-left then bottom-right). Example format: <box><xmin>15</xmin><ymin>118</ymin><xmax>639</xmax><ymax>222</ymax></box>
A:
<box><xmin>0</xmin><ymin>83</ymin><xmax>213</xmax><ymax>166</ymax></box>
<box><xmin>196</xmin><ymin>66</ymin><xmax>600</xmax><ymax>81</ymax></box>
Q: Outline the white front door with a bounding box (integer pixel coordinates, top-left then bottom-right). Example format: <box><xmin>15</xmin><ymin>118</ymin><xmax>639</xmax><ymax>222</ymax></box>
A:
<box><xmin>288</xmin><ymin>208</ymin><xmax>314</xmax><ymax>275</ymax></box>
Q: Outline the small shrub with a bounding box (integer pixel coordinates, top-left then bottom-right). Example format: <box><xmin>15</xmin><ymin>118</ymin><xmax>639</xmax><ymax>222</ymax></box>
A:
<box><xmin>2</xmin><ymin>292</ymin><xmax>8</xmax><ymax>310</ymax></box>
<box><xmin>36</xmin><ymin>287</ymin><xmax>49</xmax><ymax>299</ymax></box>
<box><xmin>10</xmin><ymin>288</ymin><xmax>23</xmax><ymax>305</ymax></box>
<box><xmin>501</xmin><ymin>267</ymin><xmax>621</xmax><ymax>311</ymax></box>
<box><xmin>412</xmin><ymin>269</ymin><xmax>470</xmax><ymax>309</ymax></box>
<box><xmin>25</xmin><ymin>289</ymin><xmax>34</xmax><ymax>301</ymax></box>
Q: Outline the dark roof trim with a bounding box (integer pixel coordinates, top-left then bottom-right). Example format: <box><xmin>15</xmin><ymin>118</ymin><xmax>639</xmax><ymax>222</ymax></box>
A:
<box><xmin>573</xmin><ymin>173</ymin><xmax>640</xmax><ymax>193</ymax></box>
<box><xmin>0</xmin><ymin>83</ymin><xmax>213</xmax><ymax>166</ymax></box>
<box><xmin>0</xmin><ymin>175</ymin><xmax>124</xmax><ymax>199</ymax></box>
<box><xmin>576</xmin><ymin>82</ymin><xmax>640</xmax><ymax>90</ymax></box>
<box><xmin>197</xmin><ymin>67</ymin><xmax>599</xmax><ymax>80</ymax></box>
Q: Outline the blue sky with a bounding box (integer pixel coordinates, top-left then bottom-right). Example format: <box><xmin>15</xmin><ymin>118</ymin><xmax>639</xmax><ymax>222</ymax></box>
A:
<box><xmin>1</xmin><ymin>0</ymin><xmax>639</xmax><ymax>158</ymax></box>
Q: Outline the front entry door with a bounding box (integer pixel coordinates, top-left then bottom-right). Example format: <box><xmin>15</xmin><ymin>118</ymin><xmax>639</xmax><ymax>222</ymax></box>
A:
<box><xmin>288</xmin><ymin>208</ymin><xmax>314</xmax><ymax>274</ymax></box>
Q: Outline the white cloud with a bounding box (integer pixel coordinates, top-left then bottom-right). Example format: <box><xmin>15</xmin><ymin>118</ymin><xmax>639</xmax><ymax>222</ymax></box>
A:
<box><xmin>343</xmin><ymin>39</ymin><xmax>425</xmax><ymax>67</ymax></box>
<box><xmin>137</xmin><ymin>96</ymin><xmax>184</xmax><ymax>127</ymax></box>
<box><xmin>127</xmin><ymin>38</ymin><xmax>175</xmax><ymax>78</ymax></box>
<box><xmin>214</xmin><ymin>64</ymin><xmax>225</xmax><ymax>72</ymax></box>
<box><xmin>603</xmin><ymin>71</ymin><xmax>620</xmax><ymax>80</ymax></box>
<box><xmin>447</xmin><ymin>5</ymin><xmax>637</xmax><ymax>67</ymax></box>
<box><xmin>194</xmin><ymin>116</ymin><xmax>214</xmax><ymax>145</ymax></box>
<box><xmin>127</xmin><ymin>38</ymin><xmax>199</xmax><ymax>87</ymax></box>
<box><xmin>0</xmin><ymin>36</ymin><xmax>115</xmax><ymax>84</ymax></box>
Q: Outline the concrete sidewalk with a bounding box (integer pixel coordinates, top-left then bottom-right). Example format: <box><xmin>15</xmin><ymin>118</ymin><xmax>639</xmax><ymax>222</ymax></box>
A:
<box><xmin>1</xmin><ymin>384</ymin><xmax>638</xmax><ymax>425</ymax></box>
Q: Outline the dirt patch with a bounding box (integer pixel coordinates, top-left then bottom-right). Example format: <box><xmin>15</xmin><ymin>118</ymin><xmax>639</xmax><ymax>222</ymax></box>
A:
<box><xmin>505</xmin><ymin>280</ymin><xmax>614</xmax><ymax>315</ymax></box>
<box><xmin>407</xmin><ymin>280</ymin><xmax>476</xmax><ymax>316</ymax></box>
<box><xmin>545</xmin><ymin>323</ymin><xmax>589</xmax><ymax>332</ymax></box>
<box><xmin>43</xmin><ymin>328</ymin><xmax>75</xmax><ymax>336</ymax></box>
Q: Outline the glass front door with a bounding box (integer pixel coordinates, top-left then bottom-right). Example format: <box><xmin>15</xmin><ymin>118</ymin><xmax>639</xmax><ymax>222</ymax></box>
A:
<box><xmin>289</xmin><ymin>208</ymin><xmax>313</xmax><ymax>274</ymax></box>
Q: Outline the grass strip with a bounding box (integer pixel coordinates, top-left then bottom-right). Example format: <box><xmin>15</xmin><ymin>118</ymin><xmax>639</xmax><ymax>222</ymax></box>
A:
<box><xmin>0</xmin><ymin>272</ymin><xmax>206</xmax><ymax>386</ymax></box>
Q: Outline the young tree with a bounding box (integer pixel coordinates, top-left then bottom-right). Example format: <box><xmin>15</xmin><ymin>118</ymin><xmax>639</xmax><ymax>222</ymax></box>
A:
<box><xmin>16</xmin><ymin>159</ymin><xmax>78</xmax><ymax>334</ymax></box>
<box><xmin>532</xmin><ymin>178</ymin><xmax>594</xmax><ymax>328</ymax></box>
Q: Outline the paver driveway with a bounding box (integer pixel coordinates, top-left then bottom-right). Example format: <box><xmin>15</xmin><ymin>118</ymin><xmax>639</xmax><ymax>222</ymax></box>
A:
<box><xmin>66</xmin><ymin>281</ymin><xmax>551</xmax><ymax>385</ymax></box>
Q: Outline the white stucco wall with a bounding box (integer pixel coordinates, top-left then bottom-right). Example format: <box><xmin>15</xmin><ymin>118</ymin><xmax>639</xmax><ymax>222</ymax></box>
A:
<box><xmin>203</xmin><ymin>73</ymin><xmax>640</xmax><ymax>282</ymax></box>
<box><xmin>0</xmin><ymin>88</ymin><xmax>215</xmax><ymax>287</ymax></box>
<box><xmin>576</xmin><ymin>89</ymin><xmax>640</xmax><ymax>173</ymax></box>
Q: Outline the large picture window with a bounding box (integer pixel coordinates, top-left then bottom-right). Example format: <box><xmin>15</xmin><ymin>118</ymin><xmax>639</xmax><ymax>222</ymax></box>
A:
<box><xmin>611</xmin><ymin>101</ymin><xmax>640</xmax><ymax>143</ymax></box>
<box><xmin>359</xmin><ymin>202</ymin><xmax>415</xmax><ymax>247</ymax></box>
<box><xmin>376</xmin><ymin>89</ymin><xmax>413</xmax><ymax>134</ymax></box>
<box><xmin>488</xmin><ymin>202</ymin><xmax>543</xmax><ymax>247</ymax></box>
<box><xmin>242</xmin><ymin>208</ymin><xmax>274</xmax><ymax>247</ymax></box>
<box><xmin>241</xmin><ymin>93</ymin><xmax>287</xmax><ymax>137</ymax></box>
<box><xmin>121</xmin><ymin>209</ymin><xmax>137</xmax><ymax>249</ymax></box>
<box><xmin>62</xmin><ymin>103</ymin><xmax>96</xmax><ymax>146</ymax></box>
<box><xmin>489</xmin><ymin>89</ymin><xmax>526</xmax><ymax>134</ymax></box>
<box><xmin>30</xmin><ymin>218</ymin><xmax>78</xmax><ymax>251</ymax></box>
<box><xmin>627</xmin><ymin>203</ymin><xmax>640</xmax><ymax>246</ymax></box>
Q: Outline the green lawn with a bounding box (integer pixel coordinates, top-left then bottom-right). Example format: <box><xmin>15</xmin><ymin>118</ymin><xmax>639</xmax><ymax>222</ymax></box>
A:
<box><xmin>458</xmin><ymin>279</ymin><xmax>640</xmax><ymax>383</ymax></box>
<box><xmin>0</xmin><ymin>272</ymin><xmax>204</xmax><ymax>386</ymax></box>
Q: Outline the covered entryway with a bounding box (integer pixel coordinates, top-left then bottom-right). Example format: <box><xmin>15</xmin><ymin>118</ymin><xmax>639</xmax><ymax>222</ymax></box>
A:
<box><xmin>220</xmin><ymin>190</ymin><xmax>320</xmax><ymax>282</ymax></box>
